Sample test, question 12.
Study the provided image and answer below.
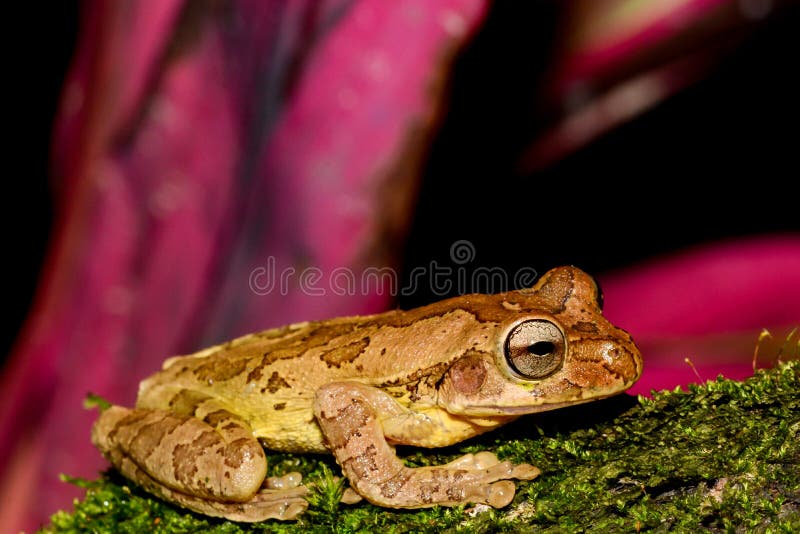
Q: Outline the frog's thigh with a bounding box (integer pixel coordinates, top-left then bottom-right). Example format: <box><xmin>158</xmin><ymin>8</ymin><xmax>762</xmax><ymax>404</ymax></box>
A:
<box><xmin>313</xmin><ymin>382</ymin><xmax>537</xmax><ymax>510</ymax></box>
<box><xmin>93</xmin><ymin>405</ymin><xmax>265</xmax><ymax>500</ymax></box>
<box><xmin>92</xmin><ymin>406</ymin><xmax>308</xmax><ymax>521</ymax></box>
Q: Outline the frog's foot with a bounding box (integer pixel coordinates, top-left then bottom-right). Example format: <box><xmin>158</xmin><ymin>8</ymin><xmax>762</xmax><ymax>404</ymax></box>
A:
<box><xmin>112</xmin><ymin>452</ymin><xmax>309</xmax><ymax>521</ymax></box>
<box><xmin>314</xmin><ymin>383</ymin><xmax>540</xmax><ymax>510</ymax></box>
<box><xmin>441</xmin><ymin>451</ymin><xmax>540</xmax><ymax>504</ymax></box>
<box><xmin>365</xmin><ymin>454</ymin><xmax>539</xmax><ymax>509</ymax></box>
<box><xmin>92</xmin><ymin>406</ymin><xmax>307</xmax><ymax>521</ymax></box>
<box><xmin>183</xmin><ymin>486</ymin><xmax>309</xmax><ymax>522</ymax></box>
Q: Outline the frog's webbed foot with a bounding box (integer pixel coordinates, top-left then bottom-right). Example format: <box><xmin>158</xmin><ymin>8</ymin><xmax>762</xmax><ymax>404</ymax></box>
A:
<box><xmin>436</xmin><ymin>451</ymin><xmax>540</xmax><ymax>507</ymax></box>
<box><xmin>111</xmin><ymin>452</ymin><xmax>309</xmax><ymax>521</ymax></box>
<box><xmin>92</xmin><ymin>406</ymin><xmax>308</xmax><ymax>521</ymax></box>
<box><xmin>314</xmin><ymin>383</ymin><xmax>540</xmax><ymax>510</ymax></box>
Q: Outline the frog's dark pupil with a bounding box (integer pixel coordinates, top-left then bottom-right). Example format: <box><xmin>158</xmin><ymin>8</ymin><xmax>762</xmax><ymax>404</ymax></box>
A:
<box><xmin>527</xmin><ymin>341</ymin><xmax>555</xmax><ymax>356</ymax></box>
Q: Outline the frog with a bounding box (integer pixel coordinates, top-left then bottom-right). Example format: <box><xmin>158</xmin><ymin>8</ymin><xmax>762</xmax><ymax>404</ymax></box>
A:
<box><xmin>91</xmin><ymin>266</ymin><xmax>642</xmax><ymax>522</ymax></box>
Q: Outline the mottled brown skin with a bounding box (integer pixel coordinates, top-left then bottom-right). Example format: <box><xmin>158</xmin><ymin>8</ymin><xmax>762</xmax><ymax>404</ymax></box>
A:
<box><xmin>92</xmin><ymin>266</ymin><xmax>642</xmax><ymax>521</ymax></box>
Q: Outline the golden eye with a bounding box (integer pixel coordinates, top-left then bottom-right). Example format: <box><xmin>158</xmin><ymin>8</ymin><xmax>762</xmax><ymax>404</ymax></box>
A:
<box><xmin>504</xmin><ymin>319</ymin><xmax>565</xmax><ymax>379</ymax></box>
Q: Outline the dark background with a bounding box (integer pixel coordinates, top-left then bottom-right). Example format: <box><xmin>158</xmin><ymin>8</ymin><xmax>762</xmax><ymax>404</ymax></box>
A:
<box><xmin>400</xmin><ymin>2</ymin><xmax>799</xmax><ymax>307</ymax></box>
<box><xmin>5</xmin><ymin>3</ymin><xmax>798</xmax><ymax>358</ymax></box>
<box><xmin>4</xmin><ymin>3</ymin><xmax>78</xmax><ymax>361</ymax></box>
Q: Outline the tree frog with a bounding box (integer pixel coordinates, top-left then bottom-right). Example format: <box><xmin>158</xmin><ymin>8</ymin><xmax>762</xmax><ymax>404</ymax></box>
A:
<box><xmin>92</xmin><ymin>266</ymin><xmax>642</xmax><ymax>521</ymax></box>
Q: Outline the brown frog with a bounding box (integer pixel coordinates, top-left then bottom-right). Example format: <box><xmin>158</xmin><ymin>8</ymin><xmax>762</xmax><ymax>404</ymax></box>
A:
<box><xmin>92</xmin><ymin>266</ymin><xmax>642</xmax><ymax>521</ymax></box>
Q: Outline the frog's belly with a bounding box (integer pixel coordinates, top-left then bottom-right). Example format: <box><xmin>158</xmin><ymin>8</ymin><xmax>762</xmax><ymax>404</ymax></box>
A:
<box><xmin>250</xmin><ymin>407</ymin><xmax>328</xmax><ymax>454</ymax></box>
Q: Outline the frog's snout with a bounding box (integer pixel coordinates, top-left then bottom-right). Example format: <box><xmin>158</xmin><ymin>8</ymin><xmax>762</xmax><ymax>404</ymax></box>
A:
<box><xmin>602</xmin><ymin>330</ymin><xmax>643</xmax><ymax>386</ymax></box>
<box><xmin>606</xmin><ymin>341</ymin><xmax>643</xmax><ymax>385</ymax></box>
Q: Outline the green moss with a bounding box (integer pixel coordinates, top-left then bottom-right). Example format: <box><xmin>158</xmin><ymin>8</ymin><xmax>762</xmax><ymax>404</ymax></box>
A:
<box><xmin>43</xmin><ymin>361</ymin><xmax>799</xmax><ymax>533</ymax></box>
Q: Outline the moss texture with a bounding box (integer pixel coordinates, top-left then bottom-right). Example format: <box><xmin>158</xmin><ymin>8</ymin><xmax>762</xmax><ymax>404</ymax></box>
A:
<box><xmin>43</xmin><ymin>360</ymin><xmax>799</xmax><ymax>533</ymax></box>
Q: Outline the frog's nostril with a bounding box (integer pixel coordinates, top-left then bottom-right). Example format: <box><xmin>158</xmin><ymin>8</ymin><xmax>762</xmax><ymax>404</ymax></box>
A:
<box><xmin>601</xmin><ymin>345</ymin><xmax>621</xmax><ymax>365</ymax></box>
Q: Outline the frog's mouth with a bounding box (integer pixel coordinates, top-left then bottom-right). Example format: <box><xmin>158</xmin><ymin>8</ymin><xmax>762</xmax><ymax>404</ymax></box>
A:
<box><xmin>487</xmin><ymin>398</ymin><xmax>595</xmax><ymax>415</ymax></box>
<box><xmin>471</xmin><ymin>393</ymin><xmax>625</xmax><ymax>416</ymax></box>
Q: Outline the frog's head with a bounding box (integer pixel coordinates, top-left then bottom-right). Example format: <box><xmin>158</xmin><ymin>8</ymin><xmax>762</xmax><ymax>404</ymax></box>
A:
<box><xmin>437</xmin><ymin>266</ymin><xmax>642</xmax><ymax>417</ymax></box>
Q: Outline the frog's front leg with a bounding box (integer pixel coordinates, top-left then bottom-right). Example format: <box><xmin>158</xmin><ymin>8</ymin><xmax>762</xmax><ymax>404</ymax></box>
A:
<box><xmin>92</xmin><ymin>405</ymin><xmax>308</xmax><ymax>521</ymax></box>
<box><xmin>314</xmin><ymin>382</ymin><xmax>539</xmax><ymax>510</ymax></box>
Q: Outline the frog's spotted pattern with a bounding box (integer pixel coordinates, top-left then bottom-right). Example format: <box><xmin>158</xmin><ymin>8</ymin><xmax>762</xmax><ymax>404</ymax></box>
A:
<box><xmin>320</xmin><ymin>337</ymin><xmax>371</xmax><ymax>368</ymax></box>
<box><xmin>93</xmin><ymin>266</ymin><xmax>642</xmax><ymax>521</ymax></box>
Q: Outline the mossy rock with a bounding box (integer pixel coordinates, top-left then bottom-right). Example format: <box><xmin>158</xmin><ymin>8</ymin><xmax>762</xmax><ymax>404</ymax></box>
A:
<box><xmin>44</xmin><ymin>361</ymin><xmax>800</xmax><ymax>533</ymax></box>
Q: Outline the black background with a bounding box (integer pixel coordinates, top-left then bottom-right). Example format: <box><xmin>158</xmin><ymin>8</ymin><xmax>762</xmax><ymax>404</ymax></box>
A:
<box><xmin>4</xmin><ymin>3</ymin><xmax>798</xmax><ymax>359</ymax></box>
<box><xmin>400</xmin><ymin>2</ymin><xmax>799</xmax><ymax>307</ymax></box>
<box><xmin>4</xmin><ymin>3</ymin><xmax>78</xmax><ymax>361</ymax></box>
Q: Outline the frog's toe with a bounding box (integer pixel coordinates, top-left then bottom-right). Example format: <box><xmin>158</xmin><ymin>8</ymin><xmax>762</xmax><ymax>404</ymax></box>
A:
<box><xmin>281</xmin><ymin>499</ymin><xmax>309</xmax><ymax>520</ymax></box>
<box><xmin>485</xmin><ymin>480</ymin><xmax>516</xmax><ymax>508</ymax></box>
<box><xmin>238</xmin><ymin>486</ymin><xmax>309</xmax><ymax>521</ymax></box>
<box><xmin>483</xmin><ymin>460</ymin><xmax>523</xmax><ymax>480</ymax></box>
<box><xmin>265</xmin><ymin>471</ymin><xmax>303</xmax><ymax>489</ymax></box>
<box><xmin>341</xmin><ymin>487</ymin><xmax>363</xmax><ymax>504</ymax></box>
<box><xmin>463</xmin><ymin>479</ymin><xmax>516</xmax><ymax>508</ymax></box>
<box><xmin>446</xmin><ymin>451</ymin><xmax>501</xmax><ymax>470</ymax></box>
<box><xmin>512</xmin><ymin>463</ymin><xmax>540</xmax><ymax>480</ymax></box>
<box><xmin>443</xmin><ymin>453</ymin><xmax>477</xmax><ymax>470</ymax></box>
<box><xmin>472</xmin><ymin>451</ymin><xmax>502</xmax><ymax>469</ymax></box>
<box><xmin>479</xmin><ymin>459</ymin><xmax>540</xmax><ymax>482</ymax></box>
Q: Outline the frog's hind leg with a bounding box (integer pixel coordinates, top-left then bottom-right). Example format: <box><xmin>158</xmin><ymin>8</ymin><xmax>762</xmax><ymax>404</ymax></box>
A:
<box><xmin>92</xmin><ymin>405</ymin><xmax>308</xmax><ymax>521</ymax></box>
<box><xmin>314</xmin><ymin>382</ymin><xmax>540</xmax><ymax>510</ymax></box>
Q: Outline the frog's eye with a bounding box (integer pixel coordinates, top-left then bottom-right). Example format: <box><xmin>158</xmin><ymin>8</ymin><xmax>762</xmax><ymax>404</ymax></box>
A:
<box><xmin>504</xmin><ymin>319</ymin><xmax>565</xmax><ymax>379</ymax></box>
